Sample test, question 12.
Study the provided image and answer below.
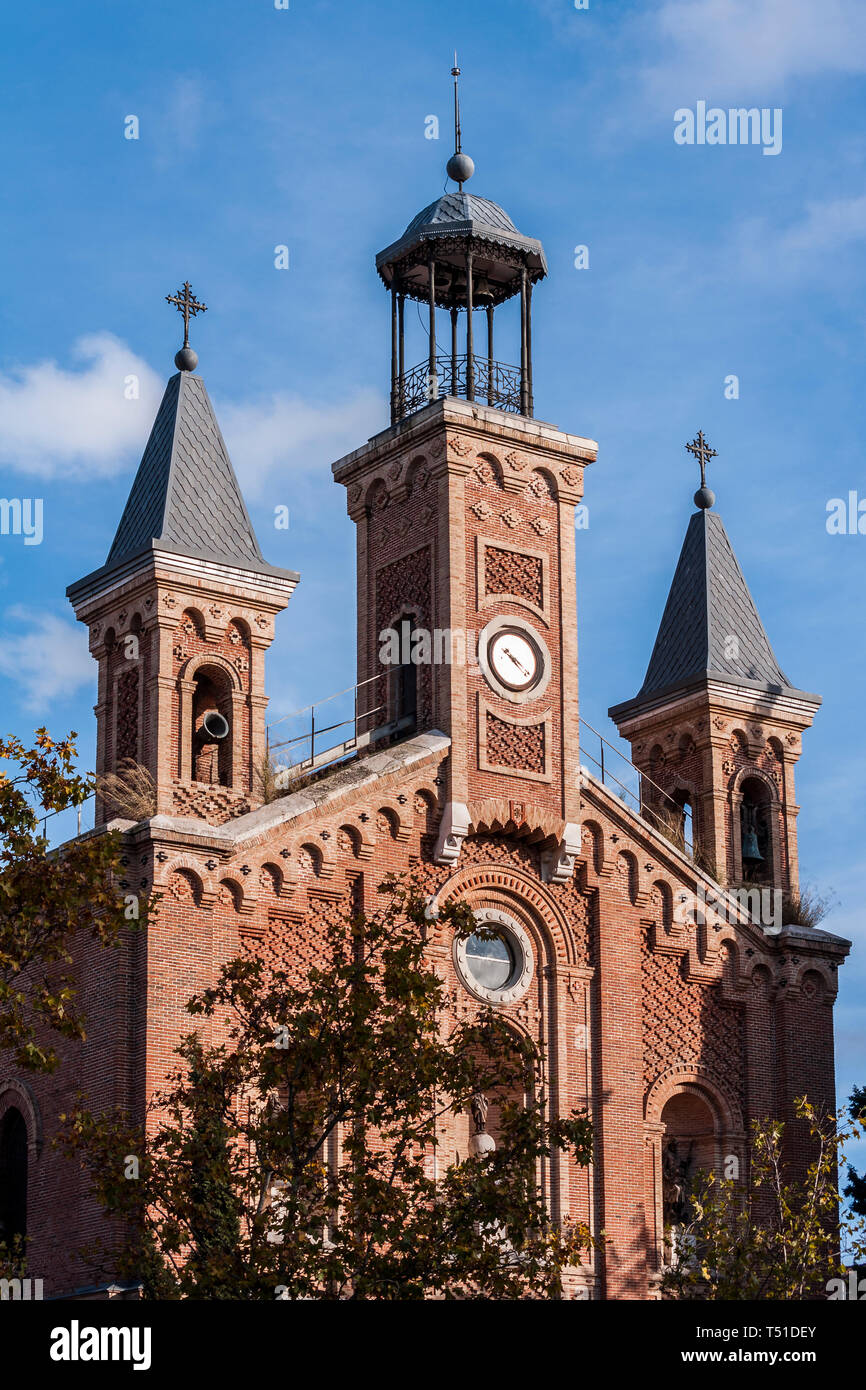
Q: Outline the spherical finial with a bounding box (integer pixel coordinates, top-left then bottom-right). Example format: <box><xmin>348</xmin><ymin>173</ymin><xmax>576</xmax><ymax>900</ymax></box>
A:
<box><xmin>175</xmin><ymin>345</ymin><xmax>198</xmax><ymax>372</ymax></box>
<box><xmin>694</xmin><ymin>485</ymin><xmax>715</xmax><ymax>510</ymax></box>
<box><xmin>446</xmin><ymin>150</ymin><xmax>474</xmax><ymax>185</ymax></box>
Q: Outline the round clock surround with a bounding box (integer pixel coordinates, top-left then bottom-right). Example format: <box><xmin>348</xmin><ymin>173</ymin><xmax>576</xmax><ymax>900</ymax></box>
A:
<box><xmin>477</xmin><ymin>614</ymin><xmax>552</xmax><ymax>705</ymax></box>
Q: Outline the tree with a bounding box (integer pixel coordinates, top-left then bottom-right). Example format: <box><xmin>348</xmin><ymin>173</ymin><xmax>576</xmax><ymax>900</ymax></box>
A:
<box><xmin>661</xmin><ymin>1097</ymin><xmax>866</xmax><ymax>1300</ymax></box>
<box><xmin>0</xmin><ymin>729</ymin><xmax>148</xmax><ymax>1074</ymax></box>
<box><xmin>63</xmin><ymin>877</ymin><xmax>593</xmax><ymax>1299</ymax></box>
<box><xmin>844</xmin><ymin>1085</ymin><xmax>866</xmax><ymax>1220</ymax></box>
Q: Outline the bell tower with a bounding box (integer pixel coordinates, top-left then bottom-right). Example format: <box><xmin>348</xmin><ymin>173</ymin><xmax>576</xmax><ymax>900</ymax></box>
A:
<box><xmin>332</xmin><ymin>68</ymin><xmax>597</xmax><ymax>880</ymax></box>
<box><xmin>67</xmin><ymin>284</ymin><xmax>298</xmax><ymax>825</ymax></box>
<box><xmin>609</xmin><ymin>433</ymin><xmax>820</xmax><ymax>896</ymax></box>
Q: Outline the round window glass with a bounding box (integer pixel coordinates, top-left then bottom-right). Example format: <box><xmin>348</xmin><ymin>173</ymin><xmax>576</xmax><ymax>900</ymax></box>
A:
<box><xmin>464</xmin><ymin>932</ymin><xmax>516</xmax><ymax>991</ymax></box>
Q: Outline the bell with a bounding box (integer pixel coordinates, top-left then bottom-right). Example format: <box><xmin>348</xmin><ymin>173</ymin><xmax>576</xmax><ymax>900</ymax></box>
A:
<box><xmin>473</xmin><ymin>274</ymin><xmax>495</xmax><ymax>307</ymax></box>
<box><xmin>450</xmin><ymin>269</ymin><xmax>467</xmax><ymax>303</ymax></box>
<box><xmin>741</xmin><ymin>828</ymin><xmax>763</xmax><ymax>863</ymax></box>
<box><xmin>197</xmin><ymin>709</ymin><xmax>230</xmax><ymax>743</ymax></box>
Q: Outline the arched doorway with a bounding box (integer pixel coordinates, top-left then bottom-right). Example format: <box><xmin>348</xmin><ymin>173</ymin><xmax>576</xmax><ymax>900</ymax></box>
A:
<box><xmin>0</xmin><ymin>1107</ymin><xmax>28</xmax><ymax>1248</ymax></box>
<box><xmin>647</xmin><ymin>1074</ymin><xmax>745</xmax><ymax>1272</ymax></box>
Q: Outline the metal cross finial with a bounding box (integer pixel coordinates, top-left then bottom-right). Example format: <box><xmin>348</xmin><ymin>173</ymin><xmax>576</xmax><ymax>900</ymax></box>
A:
<box><xmin>685</xmin><ymin>430</ymin><xmax>718</xmax><ymax>490</ymax></box>
<box><xmin>165</xmin><ymin>280</ymin><xmax>207</xmax><ymax>349</ymax></box>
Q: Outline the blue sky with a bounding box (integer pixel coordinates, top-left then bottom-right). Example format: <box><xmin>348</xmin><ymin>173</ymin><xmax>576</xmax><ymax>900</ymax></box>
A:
<box><xmin>1</xmin><ymin>0</ymin><xmax>864</xmax><ymax>1142</ymax></box>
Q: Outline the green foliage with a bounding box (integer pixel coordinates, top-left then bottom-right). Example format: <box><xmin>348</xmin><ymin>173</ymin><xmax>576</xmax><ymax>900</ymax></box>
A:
<box><xmin>844</xmin><ymin>1085</ymin><xmax>866</xmax><ymax>1219</ymax></box>
<box><xmin>661</xmin><ymin>1096</ymin><xmax>866</xmax><ymax>1300</ymax></box>
<box><xmin>62</xmin><ymin>876</ymin><xmax>593</xmax><ymax>1299</ymax></box>
<box><xmin>0</xmin><ymin>729</ymin><xmax>152</xmax><ymax>1073</ymax></box>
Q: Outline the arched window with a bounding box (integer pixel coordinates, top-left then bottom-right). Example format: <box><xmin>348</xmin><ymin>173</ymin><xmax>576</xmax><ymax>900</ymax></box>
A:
<box><xmin>393</xmin><ymin>615</ymin><xmax>418</xmax><ymax>732</ymax></box>
<box><xmin>671</xmin><ymin>789</ymin><xmax>694</xmax><ymax>855</ymax></box>
<box><xmin>0</xmin><ymin>1108</ymin><xmax>28</xmax><ymax>1247</ymax></box>
<box><xmin>739</xmin><ymin>776</ymin><xmax>771</xmax><ymax>883</ymax></box>
<box><xmin>192</xmin><ymin>666</ymin><xmax>232</xmax><ymax>786</ymax></box>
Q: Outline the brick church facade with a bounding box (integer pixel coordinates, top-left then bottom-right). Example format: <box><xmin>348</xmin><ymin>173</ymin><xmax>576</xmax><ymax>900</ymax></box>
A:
<box><xmin>0</xmin><ymin>132</ymin><xmax>851</xmax><ymax>1300</ymax></box>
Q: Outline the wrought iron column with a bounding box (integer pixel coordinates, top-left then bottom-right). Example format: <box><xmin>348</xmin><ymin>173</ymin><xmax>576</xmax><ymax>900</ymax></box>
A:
<box><xmin>465</xmin><ymin>249</ymin><xmax>474</xmax><ymax>401</ymax></box>
<box><xmin>519</xmin><ymin>265</ymin><xmax>529</xmax><ymax>416</ymax></box>
<box><xmin>450</xmin><ymin>307</ymin><xmax>458</xmax><ymax>396</ymax></box>
<box><xmin>427</xmin><ymin>255</ymin><xmax>437</xmax><ymax>399</ymax></box>
<box><xmin>486</xmin><ymin>304</ymin><xmax>494</xmax><ymax>406</ymax></box>
<box><xmin>398</xmin><ymin>293</ymin><xmax>405</xmax><ymax>417</ymax></box>
<box><xmin>390</xmin><ymin>285</ymin><xmax>398</xmax><ymax>424</ymax></box>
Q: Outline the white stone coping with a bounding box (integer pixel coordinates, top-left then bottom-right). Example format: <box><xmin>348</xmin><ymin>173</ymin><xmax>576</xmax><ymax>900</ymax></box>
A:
<box><xmin>145</xmin><ymin>729</ymin><xmax>451</xmax><ymax>845</ymax></box>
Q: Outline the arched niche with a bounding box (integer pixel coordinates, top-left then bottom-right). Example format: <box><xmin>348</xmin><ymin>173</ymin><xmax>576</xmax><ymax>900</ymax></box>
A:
<box><xmin>448</xmin><ymin>1020</ymin><xmax>534</xmax><ymax>1163</ymax></box>
<box><xmin>646</xmin><ymin>1072</ymin><xmax>745</xmax><ymax>1269</ymax></box>
<box><xmin>0</xmin><ymin>1106</ymin><xmax>28</xmax><ymax>1247</ymax></box>
<box><xmin>473</xmin><ymin>452</ymin><xmax>505</xmax><ymax>490</ymax></box>
<box><xmin>731</xmin><ymin>768</ymin><xmax>781</xmax><ymax>888</ymax></box>
<box><xmin>525</xmin><ymin>466</ymin><xmax>557</xmax><ymax>502</ymax></box>
<box><xmin>178</xmin><ymin>653</ymin><xmax>244</xmax><ymax>789</ymax></box>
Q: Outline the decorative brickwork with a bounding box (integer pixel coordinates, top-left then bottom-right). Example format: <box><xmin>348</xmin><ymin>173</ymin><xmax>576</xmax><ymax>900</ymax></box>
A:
<box><xmin>172</xmin><ymin>782</ymin><xmax>251</xmax><ymax>824</ymax></box>
<box><xmin>459</xmin><ymin>832</ymin><xmax>540</xmax><ymax>874</ymax></box>
<box><xmin>485</xmin><ymin>711</ymin><xmax>545</xmax><ymax>773</ymax></box>
<box><xmin>642</xmin><ymin>929</ymin><xmax>745</xmax><ymax>1108</ymax></box>
<box><xmin>167</xmin><ymin>868</ymin><xmax>201</xmax><ymax>905</ymax></box>
<box><xmin>375</xmin><ymin>546</ymin><xmax>431</xmax><ymax>633</ymax></box>
<box><xmin>472</xmin><ymin>456</ymin><xmax>505</xmax><ymax>488</ymax></box>
<box><xmin>115</xmin><ymin>667</ymin><xmax>139</xmax><ymax>764</ymax></box>
<box><xmin>484</xmin><ymin>545</ymin><xmax>544</xmax><ymax>608</ymax></box>
<box><xmin>525</xmin><ymin>468</ymin><xmax>555</xmax><ymax>501</ymax></box>
<box><xmin>374</xmin><ymin>544</ymin><xmax>432</xmax><ymax>724</ymax></box>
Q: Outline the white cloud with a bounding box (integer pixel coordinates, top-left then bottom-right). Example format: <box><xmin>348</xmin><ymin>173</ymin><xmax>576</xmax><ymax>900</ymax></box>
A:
<box><xmin>0</xmin><ymin>333</ymin><xmax>385</xmax><ymax>499</ymax></box>
<box><xmin>153</xmin><ymin>76</ymin><xmax>209</xmax><ymax>167</ymax></box>
<box><xmin>777</xmin><ymin>195</ymin><xmax>866</xmax><ymax>256</ymax></box>
<box><xmin>0</xmin><ymin>607</ymin><xmax>93</xmax><ymax>710</ymax></box>
<box><xmin>643</xmin><ymin>0</ymin><xmax>866</xmax><ymax>102</ymax></box>
<box><xmin>0</xmin><ymin>334</ymin><xmax>163</xmax><ymax>479</ymax></box>
<box><xmin>218</xmin><ymin>388</ymin><xmax>384</xmax><ymax>499</ymax></box>
<box><xmin>727</xmin><ymin>194</ymin><xmax>866</xmax><ymax>282</ymax></box>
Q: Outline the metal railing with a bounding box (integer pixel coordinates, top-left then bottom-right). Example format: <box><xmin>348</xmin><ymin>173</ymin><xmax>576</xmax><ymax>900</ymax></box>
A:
<box><xmin>266</xmin><ymin>674</ymin><xmax>414</xmax><ymax>784</ymax></box>
<box><xmin>579</xmin><ymin>717</ymin><xmax>695</xmax><ymax>856</ymax></box>
<box><xmin>397</xmin><ymin>353</ymin><xmax>523</xmax><ymax>419</ymax></box>
<box><xmin>34</xmin><ymin>794</ymin><xmax>95</xmax><ymax>850</ymax></box>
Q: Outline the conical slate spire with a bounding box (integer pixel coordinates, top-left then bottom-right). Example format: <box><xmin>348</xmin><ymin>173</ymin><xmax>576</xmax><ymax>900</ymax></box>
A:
<box><xmin>610</xmin><ymin>508</ymin><xmax>808</xmax><ymax>719</ymax></box>
<box><xmin>106</xmin><ymin>371</ymin><xmax>267</xmax><ymax>573</ymax></box>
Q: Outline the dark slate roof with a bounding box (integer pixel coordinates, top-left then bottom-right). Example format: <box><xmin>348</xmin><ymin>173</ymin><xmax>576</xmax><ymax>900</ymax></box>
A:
<box><xmin>404</xmin><ymin>192</ymin><xmax>519</xmax><ymax>237</ymax></box>
<box><xmin>610</xmin><ymin>508</ymin><xmax>815</xmax><ymax>719</ymax></box>
<box><xmin>375</xmin><ymin>190</ymin><xmax>548</xmax><ymax>288</ymax></box>
<box><xmin>105</xmin><ymin>372</ymin><xmax>267</xmax><ymax>571</ymax></box>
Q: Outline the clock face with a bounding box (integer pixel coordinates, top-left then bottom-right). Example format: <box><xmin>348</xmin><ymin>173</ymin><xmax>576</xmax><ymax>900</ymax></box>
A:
<box><xmin>488</xmin><ymin>629</ymin><xmax>540</xmax><ymax>691</ymax></box>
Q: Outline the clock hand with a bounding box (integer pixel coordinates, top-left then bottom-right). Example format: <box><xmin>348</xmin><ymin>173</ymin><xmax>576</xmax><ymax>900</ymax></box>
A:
<box><xmin>502</xmin><ymin>646</ymin><xmax>530</xmax><ymax>677</ymax></box>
